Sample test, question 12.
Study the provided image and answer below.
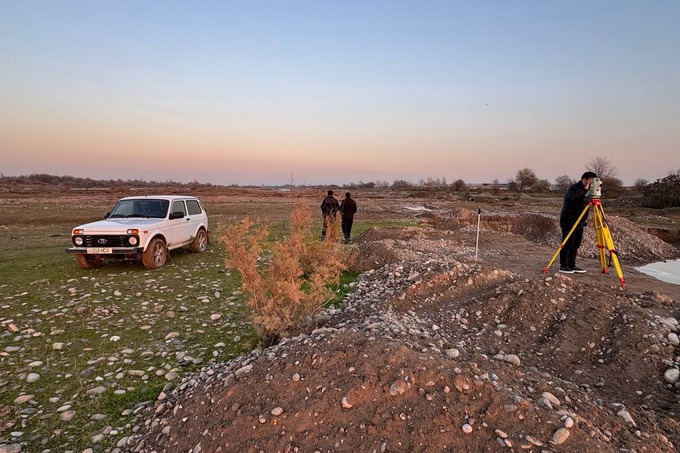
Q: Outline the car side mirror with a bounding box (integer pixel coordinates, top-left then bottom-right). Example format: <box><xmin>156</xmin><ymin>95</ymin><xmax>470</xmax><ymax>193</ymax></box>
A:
<box><xmin>104</xmin><ymin>212</ymin><xmax>110</xmax><ymax>219</ymax></box>
<box><xmin>169</xmin><ymin>211</ymin><xmax>185</xmax><ymax>220</ymax></box>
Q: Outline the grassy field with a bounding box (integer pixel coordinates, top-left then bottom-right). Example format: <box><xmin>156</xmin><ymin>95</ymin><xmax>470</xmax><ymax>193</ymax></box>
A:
<box><xmin>0</xmin><ymin>194</ymin><xmax>419</xmax><ymax>452</ymax></box>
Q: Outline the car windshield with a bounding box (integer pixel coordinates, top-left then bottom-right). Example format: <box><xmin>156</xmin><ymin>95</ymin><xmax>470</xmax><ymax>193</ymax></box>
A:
<box><xmin>108</xmin><ymin>199</ymin><xmax>170</xmax><ymax>219</ymax></box>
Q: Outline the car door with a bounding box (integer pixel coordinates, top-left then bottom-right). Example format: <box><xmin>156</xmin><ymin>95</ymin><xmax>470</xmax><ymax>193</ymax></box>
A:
<box><xmin>168</xmin><ymin>200</ymin><xmax>193</xmax><ymax>247</ymax></box>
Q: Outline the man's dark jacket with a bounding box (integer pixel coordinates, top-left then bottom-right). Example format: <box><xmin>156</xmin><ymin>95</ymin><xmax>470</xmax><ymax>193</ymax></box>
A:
<box><xmin>560</xmin><ymin>181</ymin><xmax>590</xmax><ymax>226</ymax></box>
<box><xmin>340</xmin><ymin>197</ymin><xmax>357</xmax><ymax>220</ymax></box>
<box><xmin>321</xmin><ymin>196</ymin><xmax>340</xmax><ymax>217</ymax></box>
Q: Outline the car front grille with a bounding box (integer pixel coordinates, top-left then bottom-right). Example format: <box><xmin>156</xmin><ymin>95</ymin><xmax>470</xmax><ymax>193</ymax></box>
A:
<box><xmin>83</xmin><ymin>235</ymin><xmax>130</xmax><ymax>248</ymax></box>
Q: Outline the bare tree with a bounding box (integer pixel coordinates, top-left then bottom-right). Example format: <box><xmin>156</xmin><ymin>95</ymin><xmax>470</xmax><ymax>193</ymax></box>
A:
<box><xmin>633</xmin><ymin>178</ymin><xmax>648</xmax><ymax>192</ymax></box>
<box><xmin>554</xmin><ymin>175</ymin><xmax>574</xmax><ymax>193</ymax></box>
<box><xmin>586</xmin><ymin>156</ymin><xmax>617</xmax><ymax>178</ymax></box>
<box><xmin>514</xmin><ymin>168</ymin><xmax>538</xmax><ymax>191</ymax></box>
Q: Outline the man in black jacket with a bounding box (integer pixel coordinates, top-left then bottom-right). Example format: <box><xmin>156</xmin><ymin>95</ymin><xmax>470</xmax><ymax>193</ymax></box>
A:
<box><xmin>559</xmin><ymin>171</ymin><xmax>597</xmax><ymax>273</ymax></box>
<box><xmin>339</xmin><ymin>192</ymin><xmax>357</xmax><ymax>243</ymax></box>
<box><xmin>320</xmin><ymin>190</ymin><xmax>340</xmax><ymax>240</ymax></box>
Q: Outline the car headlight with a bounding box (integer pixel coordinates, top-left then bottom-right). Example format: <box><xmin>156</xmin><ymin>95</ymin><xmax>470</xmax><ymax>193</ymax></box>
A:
<box><xmin>128</xmin><ymin>236</ymin><xmax>139</xmax><ymax>246</ymax></box>
<box><xmin>74</xmin><ymin>237</ymin><xmax>84</xmax><ymax>246</ymax></box>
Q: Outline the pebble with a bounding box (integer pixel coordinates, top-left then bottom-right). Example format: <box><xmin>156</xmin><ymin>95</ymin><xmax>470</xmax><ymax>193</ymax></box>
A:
<box><xmin>26</xmin><ymin>373</ymin><xmax>40</xmax><ymax>383</ymax></box>
<box><xmin>664</xmin><ymin>368</ymin><xmax>680</xmax><ymax>384</ymax></box>
<box><xmin>551</xmin><ymin>428</ymin><xmax>570</xmax><ymax>445</ymax></box>
<box><xmin>542</xmin><ymin>391</ymin><xmax>560</xmax><ymax>407</ymax></box>
<box><xmin>13</xmin><ymin>395</ymin><xmax>34</xmax><ymax>404</ymax></box>
<box><xmin>445</xmin><ymin>348</ymin><xmax>460</xmax><ymax>358</ymax></box>
<box><xmin>668</xmin><ymin>333</ymin><xmax>680</xmax><ymax>346</ymax></box>
<box><xmin>389</xmin><ymin>380</ymin><xmax>408</xmax><ymax>396</ymax></box>
<box><xmin>462</xmin><ymin>424</ymin><xmax>473</xmax><ymax>434</ymax></box>
<box><xmin>504</xmin><ymin>354</ymin><xmax>521</xmax><ymax>366</ymax></box>
<box><xmin>86</xmin><ymin>386</ymin><xmax>107</xmax><ymax>397</ymax></box>
<box><xmin>0</xmin><ymin>444</ymin><xmax>22</xmax><ymax>453</ymax></box>
<box><xmin>52</xmin><ymin>342</ymin><xmax>64</xmax><ymax>350</ymax></box>
<box><xmin>271</xmin><ymin>407</ymin><xmax>284</xmax><ymax>416</ymax></box>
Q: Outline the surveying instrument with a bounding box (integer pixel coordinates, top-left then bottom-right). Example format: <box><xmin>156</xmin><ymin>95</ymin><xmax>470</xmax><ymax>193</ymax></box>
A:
<box><xmin>543</xmin><ymin>178</ymin><xmax>626</xmax><ymax>287</ymax></box>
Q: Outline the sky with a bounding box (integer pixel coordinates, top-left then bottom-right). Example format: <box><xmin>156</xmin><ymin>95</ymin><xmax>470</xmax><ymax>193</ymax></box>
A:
<box><xmin>1</xmin><ymin>1</ymin><xmax>679</xmax><ymax>186</ymax></box>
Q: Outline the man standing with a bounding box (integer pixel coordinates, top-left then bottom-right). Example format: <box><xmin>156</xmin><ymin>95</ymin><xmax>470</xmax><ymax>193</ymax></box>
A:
<box><xmin>320</xmin><ymin>190</ymin><xmax>340</xmax><ymax>240</ymax></box>
<box><xmin>339</xmin><ymin>192</ymin><xmax>357</xmax><ymax>243</ymax></box>
<box><xmin>559</xmin><ymin>171</ymin><xmax>597</xmax><ymax>273</ymax></box>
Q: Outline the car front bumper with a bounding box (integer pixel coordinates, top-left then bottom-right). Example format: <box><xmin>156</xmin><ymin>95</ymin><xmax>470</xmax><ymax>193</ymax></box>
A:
<box><xmin>66</xmin><ymin>247</ymin><xmax>144</xmax><ymax>255</ymax></box>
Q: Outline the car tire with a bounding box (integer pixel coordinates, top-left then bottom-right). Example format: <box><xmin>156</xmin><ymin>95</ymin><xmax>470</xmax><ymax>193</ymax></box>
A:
<box><xmin>190</xmin><ymin>228</ymin><xmax>208</xmax><ymax>253</ymax></box>
<box><xmin>75</xmin><ymin>254</ymin><xmax>103</xmax><ymax>269</ymax></box>
<box><xmin>142</xmin><ymin>238</ymin><xmax>167</xmax><ymax>269</ymax></box>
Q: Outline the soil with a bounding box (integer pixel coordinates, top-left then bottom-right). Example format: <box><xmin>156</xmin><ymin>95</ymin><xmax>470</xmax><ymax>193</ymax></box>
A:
<box><xmin>122</xmin><ymin>191</ymin><xmax>680</xmax><ymax>453</ymax></box>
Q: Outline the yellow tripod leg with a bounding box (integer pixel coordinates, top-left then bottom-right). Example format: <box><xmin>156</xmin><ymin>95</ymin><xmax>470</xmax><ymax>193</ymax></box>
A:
<box><xmin>543</xmin><ymin>202</ymin><xmax>591</xmax><ymax>273</ymax></box>
<box><xmin>597</xmin><ymin>204</ymin><xmax>626</xmax><ymax>287</ymax></box>
<box><xmin>593</xmin><ymin>205</ymin><xmax>608</xmax><ymax>273</ymax></box>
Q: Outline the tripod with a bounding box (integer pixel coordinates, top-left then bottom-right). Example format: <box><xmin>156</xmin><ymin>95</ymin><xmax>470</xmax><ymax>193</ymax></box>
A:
<box><xmin>543</xmin><ymin>197</ymin><xmax>626</xmax><ymax>287</ymax></box>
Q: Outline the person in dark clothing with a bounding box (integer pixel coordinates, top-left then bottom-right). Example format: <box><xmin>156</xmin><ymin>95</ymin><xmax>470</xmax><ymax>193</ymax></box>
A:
<box><xmin>339</xmin><ymin>192</ymin><xmax>357</xmax><ymax>243</ymax></box>
<box><xmin>559</xmin><ymin>171</ymin><xmax>597</xmax><ymax>274</ymax></box>
<box><xmin>320</xmin><ymin>190</ymin><xmax>340</xmax><ymax>240</ymax></box>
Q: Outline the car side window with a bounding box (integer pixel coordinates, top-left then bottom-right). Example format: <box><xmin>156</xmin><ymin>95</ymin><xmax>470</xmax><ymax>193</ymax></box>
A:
<box><xmin>186</xmin><ymin>200</ymin><xmax>202</xmax><ymax>215</ymax></box>
<box><xmin>172</xmin><ymin>200</ymin><xmax>187</xmax><ymax>216</ymax></box>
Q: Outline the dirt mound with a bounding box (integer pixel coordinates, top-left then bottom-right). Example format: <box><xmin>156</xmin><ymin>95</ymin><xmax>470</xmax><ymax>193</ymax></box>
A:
<box><xmin>126</xmin><ymin>224</ymin><xmax>680</xmax><ymax>452</ymax></box>
<box><xmin>427</xmin><ymin>208</ymin><xmax>679</xmax><ymax>265</ymax></box>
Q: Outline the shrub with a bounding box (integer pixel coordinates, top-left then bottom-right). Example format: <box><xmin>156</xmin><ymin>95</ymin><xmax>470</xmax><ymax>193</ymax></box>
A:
<box><xmin>221</xmin><ymin>205</ymin><xmax>351</xmax><ymax>343</ymax></box>
<box><xmin>642</xmin><ymin>172</ymin><xmax>680</xmax><ymax>208</ymax></box>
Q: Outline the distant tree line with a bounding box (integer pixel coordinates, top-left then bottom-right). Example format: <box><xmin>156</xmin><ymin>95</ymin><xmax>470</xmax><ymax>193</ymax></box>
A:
<box><xmin>0</xmin><ymin>173</ymin><xmax>217</xmax><ymax>189</ymax></box>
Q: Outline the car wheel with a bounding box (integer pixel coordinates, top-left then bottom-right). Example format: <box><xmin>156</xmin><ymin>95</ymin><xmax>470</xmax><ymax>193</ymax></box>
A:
<box><xmin>142</xmin><ymin>238</ymin><xmax>167</xmax><ymax>269</ymax></box>
<box><xmin>190</xmin><ymin>228</ymin><xmax>208</xmax><ymax>253</ymax></box>
<box><xmin>75</xmin><ymin>254</ymin><xmax>103</xmax><ymax>269</ymax></box>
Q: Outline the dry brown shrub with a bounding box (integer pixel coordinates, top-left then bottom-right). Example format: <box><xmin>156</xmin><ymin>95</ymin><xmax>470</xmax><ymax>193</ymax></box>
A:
<box><xmin>221</xmin><ymin>205</ymin><xmax>351</xmax><ymax>343</ymax></box>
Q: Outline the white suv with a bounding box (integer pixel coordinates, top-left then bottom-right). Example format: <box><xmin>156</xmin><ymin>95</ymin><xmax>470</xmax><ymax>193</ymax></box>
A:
<box><xmin>67</xmin><ymin>195</ymin><xmax>209</xmax><ymax>269</ymax></box>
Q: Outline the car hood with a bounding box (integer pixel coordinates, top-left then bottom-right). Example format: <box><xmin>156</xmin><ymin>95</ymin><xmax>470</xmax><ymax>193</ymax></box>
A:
<box><xmin>75</xmin><ymin>218</ymin><xmax>165</xmax><ymax>233</ymax></box>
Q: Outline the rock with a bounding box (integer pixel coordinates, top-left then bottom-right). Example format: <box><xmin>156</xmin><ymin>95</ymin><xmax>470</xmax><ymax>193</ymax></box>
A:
<box><xmin>445</xmin><ymin>348</ymin><xmax>460</xmax><ymax>358</ymax></box>
<box><xmin>86</xmin><ymin>386</ymin><xmax>107</xmax><ymax>397</ymax></box>
<box><xmin>52</xmin><ymin>342</ymin><xmax>64</xmax><ymax>350</ymax></box>
<box><xmin>551</xmin><ymin>428</ymin><xmax>570</xmax><ymax>445</ymax></box>
<box><xmin>462</xmin><ymin>423</ymin><xmax>473</xmax><ymax>434</ymax></box>
<box><xmin>564</xmin><ymin>416</ymin><xmax>575</xmax><ymax>428</ymax></box>
<box><xmin>13</xmin><ymin>395</ymin><xmax>34</xmax><ymax>404</ymax></box>
<box><xmin>110</xmin><ymin>335</ymin><xmax>121</xmax><ymax>342</ymax></box>
<box><xmin>542</xmin><ymin>392</ymin><xmax>561</xmax><ymax>407</ymax></box>
<box><xmin>617</xmin><ymin>409</ymin><xmax>636</xmax><ymax>426</ymax></box>
<box><xmin>0</xmin><ymin>444</ymin><xmax>22</xmax><ymax>453</ymax></box>
<box><xmin>504</xmin><ymin>354</ymin><xmax>521</xmax><ymax>366</ymax></box>
<box><xmin>165</xmin><ymin>332</ymin><xmax>180</xmax><ymax>340</ymax></box>
<box><xmin>210</xmin><ymin>313</ymin><xmax>222</xmax><ymax>321</ymax></box>
<box><xmin>26</xmin><ymin>373</ymin><xmax>40</xmax><ymax>383</ymax></box>
<box><xmin>389</xmin><ymin>380</ymin><xmax>408</xmax><ymax>396</ymax></box>
<box><xmin>271</xmin><ymin>407</ymin><xmax>284</xmax><ymax>416</ymax></box>
<box><xmin>668</xmin><ymin>333</ymin><xmax>680</xmax><ymax>346</ymax></box>
<box><xmin>341</xmin><ymin>397</ymin><xmax>353</xmax><ymax>409</ymax></box>
<box><xmin>60</xmin><ymin>410</ymin><xmax>76</xmax><ymax>422</ymax></box>
<box><xmin>664</xmin><ymin>368</ymin><xmax>680</xmax><ymax>384</ymax></box>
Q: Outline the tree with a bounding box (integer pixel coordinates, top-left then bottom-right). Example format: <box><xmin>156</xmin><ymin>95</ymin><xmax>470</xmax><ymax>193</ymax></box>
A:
<box><xmin>600</xmin><ymin>176</ymin><xmax>624</xmax><ymax>198</ymax></box>
<box><xmin>633</xmin><ymin>178</ymin><xmax>648</xmax><ymax>192</ymax></box>
<box><xmin>514</xmin><ymin>168</ymin><xmax>538</xmax><ymax>191</ymax></box>
<box><xmin>532</xmin><ymin>179</ymin><xmax>551</xmax><ymax>193</ymax></box>
<box><xmin>451</xmin><ymin>179</ymin><xmax>467</xmax><ymax>191</ymax></box>
<box><xmin>587</xmin><ymin>156</ymin><xmax>617</xmax><ymax>178</ymax></box>
<box><xmin>554</xmin><ymin>175</ymin><xmax>574</xmax><ymax>193</ymax></box>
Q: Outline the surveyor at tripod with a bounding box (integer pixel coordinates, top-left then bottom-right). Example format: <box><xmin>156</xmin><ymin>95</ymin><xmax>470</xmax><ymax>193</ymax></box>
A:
<box><xmin>559</xmin><ymin>171</ymin><xmax>597</xmax><ymax>274</ymax></box>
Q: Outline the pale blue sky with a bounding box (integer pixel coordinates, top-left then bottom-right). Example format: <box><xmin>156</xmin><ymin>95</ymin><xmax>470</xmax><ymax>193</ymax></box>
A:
<box><xmin>1</xmin><ymin>1</ymin><xmax>678</xmax><ymax>185</ymax></box>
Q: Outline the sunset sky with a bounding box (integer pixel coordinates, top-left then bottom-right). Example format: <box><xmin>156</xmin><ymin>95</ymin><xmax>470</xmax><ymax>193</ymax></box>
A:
<box><xmin>1</xmin><ymin>1</ymin><xmax>678</xmax><ymax>186</ymax></box>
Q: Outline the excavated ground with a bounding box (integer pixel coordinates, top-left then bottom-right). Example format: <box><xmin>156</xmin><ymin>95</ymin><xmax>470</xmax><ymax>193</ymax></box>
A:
<box><xmin>127</xmin><ymin>204</ymin><xmax>680</xmax><ymax>453</ymax></box>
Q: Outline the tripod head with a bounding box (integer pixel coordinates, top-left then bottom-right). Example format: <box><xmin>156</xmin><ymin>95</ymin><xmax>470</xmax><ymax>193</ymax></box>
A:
<box><xmin>587</xmin><ymin>177</ymin><xmax>602</xmax><ymax>199</ymax></box>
